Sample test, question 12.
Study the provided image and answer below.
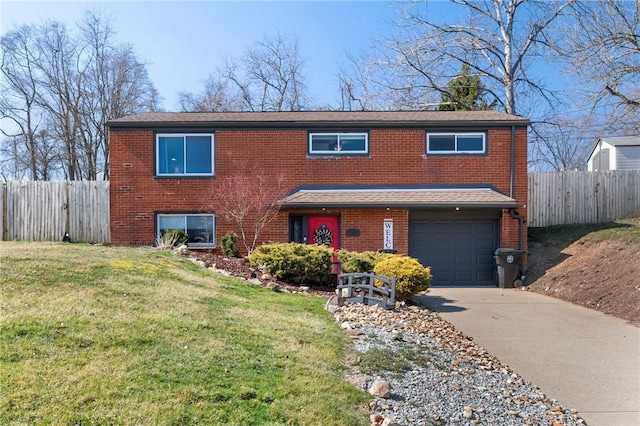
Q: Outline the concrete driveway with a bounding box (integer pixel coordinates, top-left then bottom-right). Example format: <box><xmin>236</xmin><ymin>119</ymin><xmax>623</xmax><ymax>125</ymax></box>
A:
<box><xmin>416</xmin><ymin>287</ymin><xmax>640</xmax><ymax>426</ymax></box>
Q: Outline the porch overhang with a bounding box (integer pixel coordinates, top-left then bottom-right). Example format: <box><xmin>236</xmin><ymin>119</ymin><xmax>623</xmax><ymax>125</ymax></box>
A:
<box><xmin>279</xmin><ymin>185</ymin><xmax>519</xmax><ymax>209</ymax></box>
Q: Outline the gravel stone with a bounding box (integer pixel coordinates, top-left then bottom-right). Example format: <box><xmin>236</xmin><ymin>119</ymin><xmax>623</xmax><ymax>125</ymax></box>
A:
<box><xmin>335</xmin><ymin>302</ymin><xmax>586</xmax><ymax>426</ymax></box>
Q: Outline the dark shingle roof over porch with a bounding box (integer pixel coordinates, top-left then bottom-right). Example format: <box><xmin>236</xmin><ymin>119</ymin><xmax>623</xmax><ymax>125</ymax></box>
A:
<box><xmin>280</xmin><ymin>185</ymin><xmax>519</xmax><ymax>209</ymax></box>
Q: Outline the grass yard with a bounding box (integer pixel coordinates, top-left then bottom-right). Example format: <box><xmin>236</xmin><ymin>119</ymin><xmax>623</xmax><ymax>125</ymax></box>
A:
<box><xmin>528</xmin><ymin>216</ymin><xmax>640</xmax><ymax>244</ymax></box>
<box><xmin>0</xmin><ymin>242</ymin><xmax>370</xmax><ymax>425</ymax></box>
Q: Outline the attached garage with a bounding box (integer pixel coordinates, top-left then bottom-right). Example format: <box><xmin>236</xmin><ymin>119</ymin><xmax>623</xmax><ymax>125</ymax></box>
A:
<box><xmin>281</xmin><ymin>185</ymin><xmax>521</xmax><ymax>287</ymax></box>
<box><xmin>410</xmin><ymin>210</ymin><xmax>501</xmax><ymax>286</ymax></box>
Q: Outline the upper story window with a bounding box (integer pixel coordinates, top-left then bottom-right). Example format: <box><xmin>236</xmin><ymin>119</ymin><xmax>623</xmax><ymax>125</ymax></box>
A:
<box><xmin>309</xmin><ymin>132</ymin><xmax>368</xmax><ymax>155</ymax></box>
<box><xmin>427</xmin><ymin>133</ymin><xmax>485</xmax><ymax>154</ymax></box>
<box><xmin>156</xmin><ymin>134</ymin><xmax>214</xmax><ymax>176</ymax></box>
<box><xmin>157</xmin><ymin>213</ymin><xmax>215</xmax><ymax>247</ymax></box>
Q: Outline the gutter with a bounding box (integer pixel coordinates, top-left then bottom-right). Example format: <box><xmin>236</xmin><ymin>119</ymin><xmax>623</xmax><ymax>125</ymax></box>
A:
<box><xmin>283</xmin><ymin>202</ymin><xmax>519</xmax><ymax>209</ymax></box>
<box><xmin>106</xmin><ymin>119</ymin><xmax>532</xmax><ymax>131</ymax></box>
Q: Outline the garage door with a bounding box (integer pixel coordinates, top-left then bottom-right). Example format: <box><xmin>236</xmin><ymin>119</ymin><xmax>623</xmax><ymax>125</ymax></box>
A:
<box><xmin>410</xmin><ymin>218</ymin><xmax>498</xmax><ymax>286</ymax></box>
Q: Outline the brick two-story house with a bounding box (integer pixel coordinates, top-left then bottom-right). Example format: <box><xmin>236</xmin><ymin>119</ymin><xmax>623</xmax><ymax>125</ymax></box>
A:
<box><xmin>107</xmin><ymin>111</ymin><xmax>529</xmax><ymax>286</ymax></box>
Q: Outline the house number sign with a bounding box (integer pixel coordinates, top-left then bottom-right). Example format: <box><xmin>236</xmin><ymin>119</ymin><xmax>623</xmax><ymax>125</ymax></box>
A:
<box><xmin>506</xmin><ymin>254</ymin><xmax>515</xmax><ymax>264</ymax></box>
<box><xmin>383</xmin><ymin>219</ymin><xmax>393</xmax><ymax>250</ymax></box>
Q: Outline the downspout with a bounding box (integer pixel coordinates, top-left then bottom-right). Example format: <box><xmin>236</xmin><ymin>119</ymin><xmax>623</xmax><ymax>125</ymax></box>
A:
<box><xmin>509</xmin><ymin>125</ymin><xmax>527</xmax><ymax>282</ymax></box>
<box><xmin>509</xmin><ymin>124</ymin><xmax>522</xmax><ymax>248</ymax></box>
<box><xmin>508</xmin><ymin>208</ymin><xmax>524</xmax><ymax>251</ymax></box>
<box><xmin>509</xmin><ymin>208</ymin><xmax>527</xmax><ymax>283</ymax></box>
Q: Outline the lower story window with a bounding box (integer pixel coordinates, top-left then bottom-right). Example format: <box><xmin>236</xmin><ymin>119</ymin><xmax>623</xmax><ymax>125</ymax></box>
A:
<box><xmin>157</xmin><ymin>213</ymin><xmax>215</xmax><ymax>247</ymax></box>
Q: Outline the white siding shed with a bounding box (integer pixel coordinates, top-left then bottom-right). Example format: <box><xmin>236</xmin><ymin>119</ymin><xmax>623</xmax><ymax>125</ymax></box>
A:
<box><xmin>587</xmin><ymin>136</ymin><xmax>640</xmax><ymax>171</ymax></box>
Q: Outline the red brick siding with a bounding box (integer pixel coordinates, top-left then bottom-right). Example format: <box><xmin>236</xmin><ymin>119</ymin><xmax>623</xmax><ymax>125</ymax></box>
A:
<box><xmin>110</xmin><ymin>127</ymin><xmax>527</xmax><ymax>255</ymax></box>
<box><xmin>280</xmin><ymin>209</ymin><xmax>409</xmax><ymax>254</ymax></box>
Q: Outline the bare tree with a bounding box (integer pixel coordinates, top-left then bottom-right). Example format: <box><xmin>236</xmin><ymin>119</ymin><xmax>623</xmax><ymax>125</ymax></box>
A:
<box><xmin>529</xmin><ymin>115</ymin><xmax>595</xmax><ymax>171</ymax></box>
<box><xmin>338</xmin><ymin>0</ymin><xmax>584</xmax><ymax>169</ymax></box>
<box><xmin>337</xmin><ymin>51</ymin><xmax>401</xmax><ymax>111</ymax></box>
<box><xmin>30</xmin><ymin>21</ymin><xmax>86</xmax><ymax>180</ymax></box>
<box><xmin>0</xmin><ymin>12</ymin><xmax>159</xmax><ymax>180</ymax></box>
<box><xmin>563</xmin><ymin>0</ymin><xmax>639</xmax><ymax>134</ymax></box>
<box><xmin>182</xmin><ymin>33</ymin><xmax>309</xmax><ymax>112</ymax></box>
<box><xmin>239</xmin><ymin>32</ymin><xmax>307</xmax><ymax>111</ymax></box>
<box><xmin>211</xmin><ymin>161</ymin><xmax>287</xmax><ymax>254</ymax></box>
<box><xmin>178</xmin><ymin>75</ymin><xmax>243</xmax><ymax>112</ymax></box>
<box><xmin>0</xmin><ymin>25</ymin><xmax>60</xmax><ymax>180</ymax></box>
<box><xmin>377</xmin><ymin>0</ymin><xmax>575</xmax><ymax>115</ymax></box>
<box><xmin>0</xmin><ymin>129</ymin><xmax>63</xmax><ymax>180</ymax></box>
<box><xmin>78</xmin><ymin>11</ymin><xmax>160</xmax><ymax>179</ymax></box>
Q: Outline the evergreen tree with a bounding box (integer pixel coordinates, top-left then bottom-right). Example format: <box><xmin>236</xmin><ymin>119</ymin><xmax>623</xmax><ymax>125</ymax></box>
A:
<box><xmin>438</xmin><ymin>64</ymin><xmax>492</xmax><ymax>111</ymax></box>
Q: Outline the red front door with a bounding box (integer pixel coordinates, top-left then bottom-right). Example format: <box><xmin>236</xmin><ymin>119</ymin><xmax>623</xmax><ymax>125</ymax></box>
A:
<box><xmin>307</xmin><ymin>216</ymin><xmax>340</xmax><ymax>250</ymax></box>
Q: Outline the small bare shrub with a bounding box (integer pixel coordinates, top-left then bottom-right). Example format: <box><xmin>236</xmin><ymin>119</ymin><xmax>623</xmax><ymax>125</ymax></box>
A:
<box><xmin>155</xmin><ymin>229</ymin><xmax>189</xmax><ymax>249</ymax></box>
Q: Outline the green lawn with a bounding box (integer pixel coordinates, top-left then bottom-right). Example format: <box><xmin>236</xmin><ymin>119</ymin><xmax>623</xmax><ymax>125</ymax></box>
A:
<box><xmin>528</xmin><ymin>216</ymin><xmax>640</xmax><ymax>245</ymax></box>
<box><xmin>0</xmin><ymin>242</ymin><xmax>370</xmax><ymax>425</ymax></box>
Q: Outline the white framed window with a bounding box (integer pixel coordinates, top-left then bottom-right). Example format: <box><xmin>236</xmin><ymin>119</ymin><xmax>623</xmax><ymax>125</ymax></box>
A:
<box><xmin>157</xmin><ymin>213</ymin><xmax>215</xmax><ymax>247</ymax></box>
<box><xmin>309</xmin><ymin>132</ymin><xmax>368</xmax><ymax>155</ymax></box>
<box><xmin>427</xmin><ymin>133</ymin><xmax>486</xmax><ymax>154</ymax></box>
<box><xmin>156</xmin><ymin>134</ymin><xmax>214</xmax><ymax>176</ymax></box>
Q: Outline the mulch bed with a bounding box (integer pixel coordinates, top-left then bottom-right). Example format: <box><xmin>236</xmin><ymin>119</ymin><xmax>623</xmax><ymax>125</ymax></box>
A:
<box><xmin>191</xmin><ymin>252</ymin><xmax>336</xmax><ymax>297</ymax></box>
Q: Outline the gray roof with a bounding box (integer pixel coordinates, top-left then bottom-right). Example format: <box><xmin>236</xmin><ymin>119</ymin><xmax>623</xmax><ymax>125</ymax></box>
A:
<box><xmin>107</xmin><ymin>110</ymin><xmax>530</xmax><ymax>129</ymax></box>
<box><xmin>589</xmin><ymin>136</ymin><xmax>640</xmax><ymax>159</ymax></box>
<box><xmin>280</xmin><ymin>186</ymin><xmax>518</xmax><ymax>209</ymax></box>
<box><xmin>600</xmin><ymin>136</ymin><xmax>640</xmax><ymax>146</ymax></box>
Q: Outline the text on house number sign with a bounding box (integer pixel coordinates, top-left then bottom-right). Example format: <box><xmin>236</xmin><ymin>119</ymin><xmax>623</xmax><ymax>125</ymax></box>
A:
<box><xmin>384</xmin><ymin>219</ymin><xmax>393</xmax><ymax>250</ymax></box>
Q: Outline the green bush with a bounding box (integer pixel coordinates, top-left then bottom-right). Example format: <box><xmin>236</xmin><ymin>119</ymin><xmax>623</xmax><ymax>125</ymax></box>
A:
<box><xmin>337</xmin><ymin>250</ymin><xmax>395</xmax><ymax>273</ymax></box>
<box><xmin>373</xmin><ymin>255</ymin><xmax>431</xmax><ymax>301</ymax></box>
<box><xmin>220</xmin><ymin>231</ymin><xmax>240</xmax><ymax>257</ymax></box>
<box><xmin>249</xmin><ymin>243</ymin><xmax>335</xmax><ymax>285</ymax></box>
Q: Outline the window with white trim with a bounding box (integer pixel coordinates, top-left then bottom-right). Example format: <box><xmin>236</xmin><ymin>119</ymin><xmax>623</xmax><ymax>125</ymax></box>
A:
<box><xmin>157</xmin><ymin>214</ymin><xmax>215</xmax><ymax>247</ymax></box>
<box><xmin>309</xmin><ymin>132</ymin><xmax>368</xmax><ymax>155</ymax></box>
<box><xmin>427</xmin><ymin>133</ymin><xmax>485</xmax><ymax>154</ymax></box>
<box><xmin>156</xmin><ymin>134</ymin><xmax>214</xmax><ymax>176</ymax></box>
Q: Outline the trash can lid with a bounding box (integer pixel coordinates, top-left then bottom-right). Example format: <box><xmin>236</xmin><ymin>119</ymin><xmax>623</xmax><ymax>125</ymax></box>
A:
<box><xmin>494</xmin><ymin>248</ymin><xmax>524</xmax><ymax>254</ymax></box>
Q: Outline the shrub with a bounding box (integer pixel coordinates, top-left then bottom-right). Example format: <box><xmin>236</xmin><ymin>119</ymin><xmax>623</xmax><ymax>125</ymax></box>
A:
<box><xmin>220</xmin><ymin>231</ymin><xmax>240</xmax><ymax>257</ymax></box>
<box><xmin>373</xmin><ymin>256</ymin><xmax>431</xmax><ymax>301</ymax></box>
<box><xmin>337</xmin><ymin>250</ymin><xmax>395</xmax><ymax>273</ymax></box>
<box><xmin>249</xmin><ymin>243</ymin><xmax>335</xmax><ymax>285</ymax></box>
<box><xmin>156</xmin><ymin>229</ymin><xmax>188</xmax><ymax>249</ymax></box>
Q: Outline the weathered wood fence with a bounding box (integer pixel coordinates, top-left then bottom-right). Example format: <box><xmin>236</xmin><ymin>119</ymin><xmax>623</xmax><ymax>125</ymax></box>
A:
<box><xmin>528</xmin><ymin>170</ymin><xmax>640</xmax><ymax>227</ymax></box>
<box><xmin>1</xmin><ymin>181</ymin><xmax>110</xmax><ymax>243</ymax></box>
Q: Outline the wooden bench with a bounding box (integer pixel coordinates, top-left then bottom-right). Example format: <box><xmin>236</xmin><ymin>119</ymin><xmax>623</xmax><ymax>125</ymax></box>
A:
<box><xmin>336</xmin><ymin>272</ymin><xmax>396</xmax><ymax>310</ymax></box>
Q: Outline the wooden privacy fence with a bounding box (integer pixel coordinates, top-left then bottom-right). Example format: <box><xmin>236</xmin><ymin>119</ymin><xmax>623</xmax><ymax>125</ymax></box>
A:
<box><xmin>528</xmin><ymin>170</ymin><xmax>640</xmax><ymax>227</ymax></box>
<box><xmin>1</xmin><ymin>181</ymin><xmax>110</xmax><ymax>244</ymax></box>
<box><xmin>1</xmin><ymin>172</ymin><xmax>639</xmax><ymax>243</ymax></box>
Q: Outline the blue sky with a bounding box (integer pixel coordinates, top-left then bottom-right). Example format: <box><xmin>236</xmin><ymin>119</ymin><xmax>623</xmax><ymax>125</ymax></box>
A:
<box><xmin>1</xmin><ymin>0</ymin><xmax>452</xmax><ymax>110</ymax></box>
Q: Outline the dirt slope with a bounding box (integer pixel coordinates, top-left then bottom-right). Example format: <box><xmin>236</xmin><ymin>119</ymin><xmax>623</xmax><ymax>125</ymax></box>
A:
<box><xmin>526</xmin><ymin>239</ymin><xmax>640</xmax><ymax>327</ymax></box>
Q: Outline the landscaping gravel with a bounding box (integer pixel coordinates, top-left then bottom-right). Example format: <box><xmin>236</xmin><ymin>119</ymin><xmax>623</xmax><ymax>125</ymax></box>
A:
<box><xmin>332</xmin><ymin>302</ymin><xmax>587</xmax><ymax>426</ymax></box>
<box><xmin>193</xmin><ymin>254</ymin><xmax>588</xmax><ymax>425</ymax></box>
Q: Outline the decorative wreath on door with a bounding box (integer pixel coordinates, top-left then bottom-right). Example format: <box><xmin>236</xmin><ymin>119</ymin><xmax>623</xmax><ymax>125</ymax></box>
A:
<box><xmin>313</xmin><ymin>224</ymin><xmax>333</xmax><ymax>246</ymax></box>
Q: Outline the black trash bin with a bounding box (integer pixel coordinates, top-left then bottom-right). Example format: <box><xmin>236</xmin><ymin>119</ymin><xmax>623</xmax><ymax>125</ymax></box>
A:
<box><xmin>494</xmin><ymin>248</ymin><xmax>524</xmax><ymax>288</ymax></box>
